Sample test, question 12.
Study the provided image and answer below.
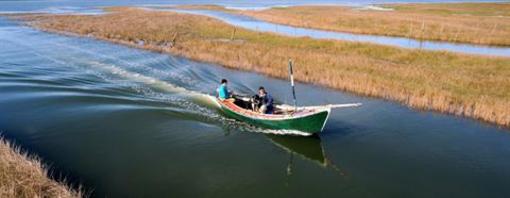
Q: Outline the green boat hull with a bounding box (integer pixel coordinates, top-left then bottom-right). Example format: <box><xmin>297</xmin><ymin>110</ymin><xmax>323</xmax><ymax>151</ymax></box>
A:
<box><xmin>219</xmin><ymin>105</ymin><xmax>329</xmax><ymax>134</ymax></box>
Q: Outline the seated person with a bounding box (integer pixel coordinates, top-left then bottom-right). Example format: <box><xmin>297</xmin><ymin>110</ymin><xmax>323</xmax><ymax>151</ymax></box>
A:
<box><xmin>253</xmin><ymin>86</ymin><xmax>274</xmax><ymax>114</ymax></box>
<box><xmin>217</xmin><ymin>78</ymin><xmax>232</xmax><ymax>101</ymax></box>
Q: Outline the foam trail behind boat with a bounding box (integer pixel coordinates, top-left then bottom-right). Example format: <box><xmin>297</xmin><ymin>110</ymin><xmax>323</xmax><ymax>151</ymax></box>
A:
<box><xmin>8</xmin><ymin>25</ymin><xmax>326</xmax><ymax>136</ymax></box>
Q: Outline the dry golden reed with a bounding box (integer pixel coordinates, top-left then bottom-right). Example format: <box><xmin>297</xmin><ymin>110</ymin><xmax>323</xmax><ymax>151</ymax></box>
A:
<box><xmin>239</xmin><ymin>3</ymin><xmax>510</xmax><ymax>46</ymax></box>
<box><xmin>0</xmin><ymin>138</ymin><xmax>81</xmax><ymax>198</ymax></box>
<box><xmin>15</xmin><ymin>7</ymin><xmax>510</xmax><ymax>127</ymax></box>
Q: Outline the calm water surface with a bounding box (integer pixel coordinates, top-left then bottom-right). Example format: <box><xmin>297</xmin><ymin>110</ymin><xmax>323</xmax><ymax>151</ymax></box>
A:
<box><xmin>1</xmin><ymin>1</ymin><xmax>510</xmax><ymax>197</ymax></box>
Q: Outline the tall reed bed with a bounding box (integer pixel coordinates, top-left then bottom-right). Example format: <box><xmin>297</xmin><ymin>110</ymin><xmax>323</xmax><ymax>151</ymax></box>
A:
<box><xmin>0</xmin><ymin>138</ymin><xmax>81</xmax><ymax>198</ymax></box>
<box><xmin>239</xmin><ymin>3</ymin><xmax>510</xmax><ymax>46</ymax></box>
<box><xmin>16</xmin><ymin>8</ymin><xmax>510</xmax><ymax>127</ymax></box>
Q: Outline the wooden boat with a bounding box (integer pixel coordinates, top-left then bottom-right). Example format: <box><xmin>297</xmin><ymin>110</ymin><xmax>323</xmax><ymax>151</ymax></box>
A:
<box><xmin>211</xmin><ymin>60</ymin><xmax>361</xmax><ymax>135</ymax></box>
<box><xmin>211</xmin><ymin>95</ymin><xmax>361</xmax><ymax>135</ymax></box>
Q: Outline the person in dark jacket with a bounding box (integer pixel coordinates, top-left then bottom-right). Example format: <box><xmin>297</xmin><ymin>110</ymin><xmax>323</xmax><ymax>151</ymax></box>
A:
<box><xmin>256</xmin><ymin>86</ymin><xmax>274</xmax><ymax>114</ymax></box>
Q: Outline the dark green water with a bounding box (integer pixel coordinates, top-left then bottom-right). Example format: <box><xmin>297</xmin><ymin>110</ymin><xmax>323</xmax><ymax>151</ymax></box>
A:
<box><xmin>1</xmin><ymin>16</ymin><xmax>510</xmax><ymax>198</ymax></box>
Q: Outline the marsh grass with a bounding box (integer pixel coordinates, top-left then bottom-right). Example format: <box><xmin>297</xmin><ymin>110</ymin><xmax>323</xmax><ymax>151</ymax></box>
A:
<box><xmin>14</xmin><ymin>8</ymin><xmax>510</xmax><ymax>127</ymax></box>
<box><xmin>172</xmin><ymin>4</ymin><xmax>231</xmax><ymax>12</ymax></box>
<box><xmin>0</xmin><ymin>138</ymin><xmax>81</xmax><ymax>198</ymax></box>
<box><xmin>389</xmin><ymin>3</ymin><xmax>510</xmax><ymax>17</ymax></box>
<box><xmin>239</xmin><ymin>3</ymin><xmax>510</xmax><ymax>46</ymax></box>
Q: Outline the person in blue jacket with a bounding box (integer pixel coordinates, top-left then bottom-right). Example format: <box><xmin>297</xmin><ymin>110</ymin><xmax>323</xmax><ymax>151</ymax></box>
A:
<box><xmin>217</xmin><ymin>79</ymin><xmax>230</xmax><ymax>100</ymax></box>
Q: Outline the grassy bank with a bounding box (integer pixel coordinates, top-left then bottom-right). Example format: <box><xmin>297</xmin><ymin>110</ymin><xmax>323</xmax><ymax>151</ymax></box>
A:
<box><xmin>15</xmin><ymin>8</ymin><xmax>510</xmax><ymax>127</ymax></box>
<box><xmin>0</xmin><ymin>138</ymin><xmax>80</xmax><ymax>198</ymax></box>
<box><xmin>237</xmin><ymin>3</ymin><xmax>510</xmax><ymax>46</ymax></box>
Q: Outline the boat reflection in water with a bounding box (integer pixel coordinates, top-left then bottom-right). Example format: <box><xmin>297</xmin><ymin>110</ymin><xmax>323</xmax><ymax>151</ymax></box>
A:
<box><xmin>265</xmin><ymin>134</ymin><xmax>344</xmax><ymax>177</ymax></box>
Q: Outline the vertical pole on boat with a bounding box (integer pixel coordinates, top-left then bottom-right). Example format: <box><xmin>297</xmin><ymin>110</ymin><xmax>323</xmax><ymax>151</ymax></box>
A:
<box><xmin>288</xmin><ymin>59</ymin><xmax>297</xmax><ymax>111</ymax></box>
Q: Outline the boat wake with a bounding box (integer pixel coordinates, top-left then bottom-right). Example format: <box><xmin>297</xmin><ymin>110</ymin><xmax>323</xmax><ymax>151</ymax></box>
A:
<box><xmin>85</xmin><ymin>60</ymin><xmax>313</xmax><ymax>136</ymax></box>
<box><xmin>2</xmin><ymin>23</ymin><xmax>320</xmax><ymax>136</ymax></box>
<box><xmin>254</xmin><ymin>129</ymin><xmax>314</xmax><ymax>136</ymax></box>
<box><xmin>219</xmin><ymin>116</ymin><xmax>314</xmax><ymax>136</ymax></box>
<box><xmin>76</xmin><ymin>54</ymin><xmax>318</xmax><ymax>136</ymax></box>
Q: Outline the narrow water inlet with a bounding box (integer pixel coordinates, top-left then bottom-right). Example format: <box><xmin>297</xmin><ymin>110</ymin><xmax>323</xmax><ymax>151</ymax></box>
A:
<box><xmin>156</xmin><ymin>8</ymin><xmax>510</xmax><ymax>57</ymax></box>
